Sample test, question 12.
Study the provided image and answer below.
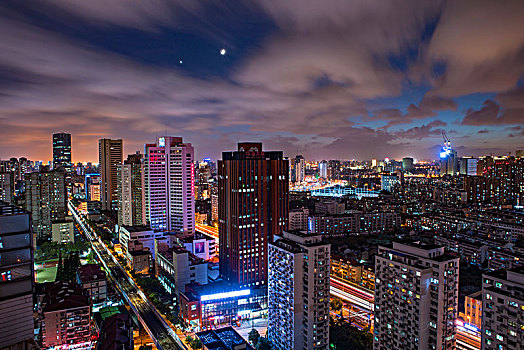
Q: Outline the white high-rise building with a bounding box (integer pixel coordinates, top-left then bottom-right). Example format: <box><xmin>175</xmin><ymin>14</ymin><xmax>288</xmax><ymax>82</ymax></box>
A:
<box><xmin>268</xmin><ymin>231</ymin><xmax>330</xmax><ymax>350</ymax></box>
<box><xmin>374</xmin><ymin>242</ymin><xmax>459</xmax><ymax>350</ymax></box>
<box><xmin>319</xmin><ymin>160</ymin><xmax>328</xmax><ymax>179</ymax></box>
<box><xmin>144</xmin><ymin>137</ymin><xmax>195</xmax><ymax>233</ymax></box>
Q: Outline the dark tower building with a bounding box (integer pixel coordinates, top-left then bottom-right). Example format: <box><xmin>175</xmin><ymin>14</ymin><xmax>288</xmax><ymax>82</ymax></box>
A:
<box><xmin>52</xmin><ymin>133</ymin><xmax>72</xmax><ymax>173</ymax></box>
<box><xmin>218</xmin><ymin>142</ymin><xmax>289</xmax><ymax>288</ymax></box>
<box><xmin>99</xmin><ymin>139</ymin><xmax>123</xmax><ymax>211</ymax></box>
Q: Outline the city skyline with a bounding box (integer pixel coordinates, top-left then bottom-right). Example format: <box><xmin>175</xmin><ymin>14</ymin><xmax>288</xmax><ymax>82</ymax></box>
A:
<box><xmin>1</xmin><ymin>1</ymin><xmax>523</xmax><ymax>162</ymax></box>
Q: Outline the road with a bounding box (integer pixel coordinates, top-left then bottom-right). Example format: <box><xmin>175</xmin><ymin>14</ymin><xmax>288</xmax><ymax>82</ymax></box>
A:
<box><xmin>195</xmin><ymin>223</ymin><xmax>218</xmax><ymax>240</ymax></box>
<box><xmin>330</xmin><ymin>276</ymin><xmax>374</xmax><ymax>331</ymax></box>
<box><xmin>69</xmin><ymin>201</ymin><xmax>186</xmax><ymax>350</ymax></box>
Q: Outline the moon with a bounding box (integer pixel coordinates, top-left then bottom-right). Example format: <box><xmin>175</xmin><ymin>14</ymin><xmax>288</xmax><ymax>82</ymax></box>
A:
<box><xmin>220</xmin><ymin>48</ymin><xmax>226</xmax><ymax>56</ymax></box>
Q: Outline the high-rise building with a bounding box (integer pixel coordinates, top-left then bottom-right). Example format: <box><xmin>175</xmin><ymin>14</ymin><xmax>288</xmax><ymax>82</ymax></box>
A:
<box><xmin>465</xmin><ymin>157</ymin><xmax>524</xmax><ymax>206</ymax></box>
<box><xmin>24</xmin><ymin>169</ymin><xmax>67</xmax><ymax>241</ymax></box>
<box><xmin>99</xmin><ymin>139</ymin><xmax>123</xmax><ymax>211</ymax></box>
<box><xmin>327</xmin><ymin>159</ymin><xmax>341</xmax><ymax>180</ymax></box>
<box><xmin>402</xmin><ymin>157</ymin><xmax>414</xmax><ymax>173</ymax></box>
<box><xmin>85</xmin><ymin>173</ymin><xmax>101</xmax><ymax>201</ymax></box>
<box><xmin>144</xmin><ymin>137</ymin><xmax>195</xmax><ymax>233</ymax></box>
<box><xmin>374</xmin><ymin>242</ymin><xmax>459</xmax><ymax>350</ymax></box>
<box><xmin>440</xmin><ymin>146</ymin><xmax>458</xmax><ymax>176</ymax></box>
<box><xmin>460</xmin><ymin>157</ymin><xmax>479</xmax><ymax>176</ymax></box>
<box><xmin>0</xmin><ymin>171</ymin><xmax>15</xmax><ymax>204</ymax></box>
<box><xmin>268</xmin><ymin>231</ymin><xmax>330</xmax><ymax>350</ymax></box>
<box><xmin>293</xmin><ymin>155</ymin><xmax>305</xmax><ymax>183</ymax></box>
<box><xmin>481</xmin><ymin>267</ymin><xmax>523</xmax><ymax>350</ymax></box>
<box><xmin>218</xmin><ymin>142</ymin><xmax>289</xmax><ymax>288</ymax></box>
<box><xmin>117</xmin><ymin>152</ymin><xmax>145</xmax><ymax>226</ymax></box>
<box><xmin>52</xmin><ymin>132</ymin><xmax>72</xmax><ymax>173</ymax></box>
<box><xmin>0</xmin><ymin>203</ymin><xmax>35</xmax><ymax>348</ymax></box>
<box><xmin>319</xmin><ymin>160</ymin><xmax>328</xmax><ymax>179</ymax></box>
<box><xmin>39</xmin><ymin>282</ymin><xmax>91</xmax><ymax>348</ymax></box>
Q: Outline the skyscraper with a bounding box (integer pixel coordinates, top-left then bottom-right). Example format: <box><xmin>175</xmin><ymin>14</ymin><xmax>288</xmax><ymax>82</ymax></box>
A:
<box><xmin>99</xmin><ymin>139</ymin><xmax>123</xmax><ymax>211</ymax></box>
<box><xmin>52</xmin><ymin>132</ymin><xmax>72</xmax><ymax>173</ymax></box>
<box><xmin>402</xmin><ymin>157</ymin><xmax>414</xmax><ymax>173</ymax></box>
<box><xmin>374</xmin><ymin>242</ymin><xmax>459</xmax><ymax>350</ymax></box>
<box><xmin>218</xmin><ymin>142</ymin><xmax>289</xmax><ymax>288</ymax></box>
<box><xmin>0</xmin><ymin>171</ymin><xmax>14</xmax><ymax>204</ymax></box>
<box><xmin>24</xmin><ymin>168</ymin><xmax>67</xmax><ymax>241</ymax></box>
<box><xmin>293</xmin><ymin>155</ymin><xmax>305</xmax><ymax>183</ymax></box>
<box><xmin>440</xmin><ymin>145</ymin><xmax>458</xmax><ymax>176</ymax></box>
<box><xmin>0</xmin><ymin>202</ymin><xmax>35</xmax><ymax>348</ymax></box>
<box><xmin>144</xmin><ymin>137</ymin><xmax>195</xmax><ymax>233</ymax></box>
<box><xmin>459</xmin><ymin>157</ymin><xmax>479</xmax><ymax>176</ymax></box>
<box><xmin>268</xmin><ymin>231</ymin><xmax>330</xmax><ymax>350</ymax></box>
<box><xmin>85</xmin><ymin>173</ymin><xmax>101</xmax><ymax>201</ymax></box>
<box><xmin>118</xmin><ymin>152</ymin><xmax>145</xmax><ymax>226</ymax></box>
<box><xmin>319</xmin><ymin>160</ymin><xmax>328</xmax><ymax>179</ymax></box>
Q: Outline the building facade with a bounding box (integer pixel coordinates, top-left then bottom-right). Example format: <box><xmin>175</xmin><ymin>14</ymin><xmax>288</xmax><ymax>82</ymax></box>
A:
<box><xmin>99</xmin><ymin>138</ymin><xmax>123</xmax><ymax>211</ymax></box>
<box><xmin>40</xmin><ymin>282</ymin><xmax>91</xmax><ymax>348</ymax></box>
<box><xmin>481</xmin><ymin>267</ymin><xmax>523</xmax><ymax>350</ymax></box>
<box><xmin>218</xmin><ymin>142</ymin><xmax>289</xmax><ymax>288</ymax></box>
<box><xmin>0</xmin><ymin>171</ymin><xmax>15</xmax><ymax>204</ymax></box>
<box><xmin>156</xmin><ymin>246</ymin><xmax>208</xmax><ymax>294</ymax></box>
<box><xmin>117</xmin><ymin>152</ymin><xmax>145</xmax><ymax>226</ymax></box>
<box><xmin>51</xmin><ymin>219</ymin><xmax>74</xmax><ymax>243</ymax></box>
<box><xmin>77</xmin><ymin>264</ymin><xmax>107</xmax><ymax>302</ymax></box>
<box><xmin>374</xmin><ymin>242</ymin><xmax>459</xmax><ymax>350</ymax></box>
<box><xmin>52</xmin><ymin>132</ymin><xmax>72</xmax><ymax>173</ymax></box>
<box><xmin>24</xmin><ymin>169</ymin><xmax>67</xmax><ymax>241</ymax></box>
<box><xmin>144</xmin><ymin>137</ymin><xmax>195</xmax><ymax>233</ymax></box>
<box><xmin>268</xmin><ymin>231</ymin><xmax>330</xmax><ymax>350</ymax></box>
<box><xmin>0</xmin><ymin>203</ymin><xmax>35</xmax><ymax>348</ymax></box>
<box><xmin>288</xmin><ymin>207</ymin><xmax>309</xmax><ymax>231</ymax></box>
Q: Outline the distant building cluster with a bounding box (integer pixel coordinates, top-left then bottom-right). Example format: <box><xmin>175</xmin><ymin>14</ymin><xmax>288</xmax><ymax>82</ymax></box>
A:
<box><xmin>1</xmin><ymin>131</ymin><xmax>524</xmax><ymax>350</ymax></box>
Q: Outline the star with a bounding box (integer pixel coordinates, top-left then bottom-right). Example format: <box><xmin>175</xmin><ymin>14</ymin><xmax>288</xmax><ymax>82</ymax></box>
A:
<box><xmin>220</xmin><ymin>48</ymin><xmax>226</xmax><ymax>56</ymax></box>
<box><xmin>179</xmin><ymin>60</ymin><xmax>183</xmax><ymax>64</ymax></box>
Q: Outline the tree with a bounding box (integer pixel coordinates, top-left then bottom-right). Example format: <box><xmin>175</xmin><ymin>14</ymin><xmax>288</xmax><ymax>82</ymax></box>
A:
<box><xmin>329</xmin><ymin>319</ymin><xmax>372</xmax><ymax>350</ymax></box>
<box><xmin>256</xmin><ymin>337</ymin><xmax>272</xmax><ymax>350</ymax></box>
<box><xmin>330</xmin><ymin>298</ymin><xmax>343</xmax><ymax>312</ymax></box>
<box><xmin>192</xmin><ymin>337</ymin><xmax>202</xmax><ymax>350</ymax></box>
<box><xmin>249</xmin><ymin>328</ymin><xmax>260</xmax><ymax>345</ymax></box>
<box><xmin>56</xmin><ymin>250</ymin><xmax>63</xmax><ymax>281</ymax></box>
<box><xmin>185</xmin><ymin>336</ymin><xmax>194</xmax><ymax>346</ymax></box>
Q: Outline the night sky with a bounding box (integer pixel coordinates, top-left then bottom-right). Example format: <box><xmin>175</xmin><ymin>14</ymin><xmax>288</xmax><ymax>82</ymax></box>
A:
<box><xmin>0</xmin><ymin>0</ymin><xmax>523</xmax><ymax>162</ymax></box>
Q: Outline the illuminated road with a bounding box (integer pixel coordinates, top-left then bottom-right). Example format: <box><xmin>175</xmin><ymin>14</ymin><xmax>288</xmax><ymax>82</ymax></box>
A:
<box><xmin>195</xmin><ymin>223</ymin><xmax>218</xmax><ymax>240</ymax></box>
<box><xmin>330</xmin><ymin>276</ymin><xmax>374</xmax><ymax>329</ymax></box>
<box><xmin>456</xmin><ymin>321</ymin><xmax>481</xmax><ymax>350</ymax></box>
<box><xmin>69</xmin><ymin>201</ymin><xmax>186</xmax><ymax>350</ymax></box>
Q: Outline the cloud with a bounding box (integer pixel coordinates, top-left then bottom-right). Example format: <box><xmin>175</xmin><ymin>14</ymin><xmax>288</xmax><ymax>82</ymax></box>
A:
<box><xmin>372</xmin><ymin>94</ymin><xmax>457</xmax><ymax>127</ymax></box>
<box><xmin>0</xmin><ymin>0</ymin><xmax>522</xmax><ymax>162</ymax></box>
<box><xmin>426</xmin><ymin>0</ymin><xmax>524</xmax><ymax>96</ymax></box>
<box><xmin>461</xmin><ymin>100</ymin><xmax>500</xmax><ymax>126</ymax></box>
<box><xmin>394</xmin><ymin>120</ymin><xmax>447</xmax><ymax>140</ymax></box>
<box><xmin>461</xmin><ymin>87</ymin><xmax>524</xmax><ymax>126</ymax></box>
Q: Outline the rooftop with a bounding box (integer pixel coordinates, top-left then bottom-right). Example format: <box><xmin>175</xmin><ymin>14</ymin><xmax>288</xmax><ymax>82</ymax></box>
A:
<box><xmin>41</xmin><ymin>281</ymin><xmax>90</xmax><ymax>313</ymax></box>
<box><xmin>77</xmin><ymin>263</ymin><xmax>106</xmax><ymax>282</ymax></box>
<box><xmin>196</xmin><ymin>326</ymin><xmax>254</xmax><ymax>350</ymax></box>
<box><xmin>121</xmin><ymin>225</ymin><xmax>151</xmax><ymax>232</ymax></box>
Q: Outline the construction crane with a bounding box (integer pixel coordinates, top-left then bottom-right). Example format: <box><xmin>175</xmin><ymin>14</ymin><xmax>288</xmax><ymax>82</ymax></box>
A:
<box><xmin>442</xmin><ymin>130</ymin><xmax>451</xmax><ymax>148</ymax></box>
